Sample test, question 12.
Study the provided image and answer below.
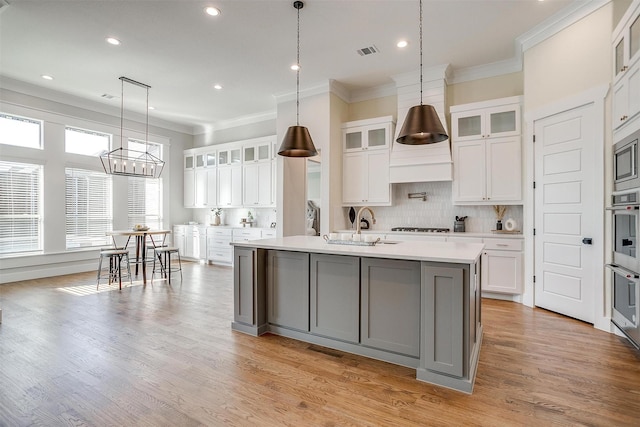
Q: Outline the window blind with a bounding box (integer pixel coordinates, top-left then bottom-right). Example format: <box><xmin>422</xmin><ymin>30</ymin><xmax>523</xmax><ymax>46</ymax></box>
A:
<box><xmin>65</xmin><ymin>168</ymin><xmax>112</xmax><ymax>249</ymax></box>
<box><xmin>127</xmin><ymin>139</ymin><xmax>162</xmax><ymax>229</ymax></box>
<box><xmin>0</xmin><ymin>161</ymin><xmax>43</xmax><ymax>254</ymax></box>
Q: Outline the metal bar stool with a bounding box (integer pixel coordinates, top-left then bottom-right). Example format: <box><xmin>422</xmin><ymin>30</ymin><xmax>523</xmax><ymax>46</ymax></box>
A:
<box><xmin>97</xmin><ymin>249</ymin><xmax>132</xmax><ymax>290</ymax></box>
<box><xmin>152</xmin><ymin>247</ymin><xmax>182</xmax><ymax>284</ymax></box>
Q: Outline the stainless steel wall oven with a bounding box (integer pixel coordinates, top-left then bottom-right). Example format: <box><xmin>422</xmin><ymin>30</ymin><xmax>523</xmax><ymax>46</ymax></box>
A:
<box><xmin>605</xmin><ymin>264</ymin><xmax>640</xmax><ymax>349</ymax></box>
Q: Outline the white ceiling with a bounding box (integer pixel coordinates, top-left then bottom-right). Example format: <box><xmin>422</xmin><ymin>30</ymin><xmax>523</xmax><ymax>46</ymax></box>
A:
<box><xmin>0</xmin><ymin>0</ymin><xmax>583</xmax><ymax>133</ymax></box>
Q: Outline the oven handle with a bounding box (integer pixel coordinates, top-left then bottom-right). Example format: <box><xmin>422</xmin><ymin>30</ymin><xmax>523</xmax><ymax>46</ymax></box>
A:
<box><xmin>606</xmin><ymin>205</ymin><xmax>640</xmax><ymax>211</ymax></box>
<box><xmin>606</xmin><ymin>263</ymin><xmax>640</xmax><ymax>280</ymax></box>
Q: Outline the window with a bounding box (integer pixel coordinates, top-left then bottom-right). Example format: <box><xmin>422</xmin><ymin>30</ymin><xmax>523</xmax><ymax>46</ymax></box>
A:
<box><xmin>127</xmin><ymin>139</ymin><xmax>163</xmax><ymax>229</ymax></box>
<box><xmin>65</xmin><ymin>168</ymin><xmax>112</xmax><ymax>249</ymax></box>
<box><xmin>0</xmin><ymin>113</ymin><xmax>42</xmax><ymax>149</ymax></box>
<box><xmin>65</xmin><ymin>126</ymin><xmax>111</xmax><ymax>156</ymax></box>
<box><xmin>0</xmin><ymin>161</ymin><xmax>43</xmax><ymax>254</ymax></box>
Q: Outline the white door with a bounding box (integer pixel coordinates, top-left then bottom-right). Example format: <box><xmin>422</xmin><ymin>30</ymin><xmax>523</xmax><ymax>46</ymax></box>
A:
<box><xmin>534</xmin><ymin>103</ymin><xmax>596</xmax><ymax>323</ymax></box>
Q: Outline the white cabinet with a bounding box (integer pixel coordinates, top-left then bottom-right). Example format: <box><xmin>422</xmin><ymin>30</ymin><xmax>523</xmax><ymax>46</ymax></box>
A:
<box><xmin>185</xmin><ymin>148</ymin><xmax>216</xmax><ymax>208</ymax></box>
<box><xmin>207</xmin><ymin>227</ymin><xmax>232</xmax><ymax>265</ymax></box>
<box><xmin>183</xmin><ymin>225</ymin><xmax>206</xmax><ymax>260</ymax></box>
<box><xmin>218</xmin><ymin>147</ymin><xmax>242</xmax><ymax>166</ymax></box>
<box><xmin>217</xmin><ymin>165</ymin><xmax>242</xmax><ymax>207</ymax></box>
<box><xmin>613</xmin><ymin>3</ymin><xmax>640</xmax><ymax>134</ymax></box>
<box><xmin>451</xmin><ymin>102</ymin><xmax>520</xmax><ymax>142</ymax></box>
<box><xmin>452</xmin><ymin>136</ymin><xmax>521</xmax><ymax>203</ymax></box>
<box><xmin>173</xmin><ymin>225</ymin><xmax>186</xmax><ymax>255</ymax></box>
<box><xmin>451</xmin><ymin>97</ymin><xmax>522</xmax><ymax>204</ymax></box>
<box><xmin>481</xmin><ymin>238</ymin><xmax>523</xmax><ymax>294</ymax></box>
<box><xmin>183</xmin><ymin>169</ymin><xmax>195</xmax><ymax>208</ymax></box>
<box><xmin>243</xmin><ymin>140</ymin><xmax>271</xmax><ymax>163</ymax></box>
<box><xmin>232</xmin><ymin>228</ymin><xmax>263</xmax><ymax>243</ymax></box>
<box><xmin>243</xmin><ymin>162</ymin><xmax>272</xmax><ymax>206</ymax></box>
<box><xmin>342</xmin><ymin>116</ymin><xmax>393</xmax><ymax>206</ymax></box>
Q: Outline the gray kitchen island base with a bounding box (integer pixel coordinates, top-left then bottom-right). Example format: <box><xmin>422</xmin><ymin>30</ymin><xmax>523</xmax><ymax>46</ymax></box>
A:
<box><xmin>231</xmin><ymin>237</ymin><xmax>483</xmax><ymax>394</ymax></box>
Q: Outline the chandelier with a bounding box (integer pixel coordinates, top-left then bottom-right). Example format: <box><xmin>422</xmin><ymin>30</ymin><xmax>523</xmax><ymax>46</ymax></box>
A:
<box><xmin>100</xmin><ymin>76</ymin><xmax>165</xmax><ymax>178</ymax></box>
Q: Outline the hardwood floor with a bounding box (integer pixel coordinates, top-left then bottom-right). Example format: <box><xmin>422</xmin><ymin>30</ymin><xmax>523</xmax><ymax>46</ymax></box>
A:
<box><xmin>1</xmin><ymin>262</ymin><xmax>639</xmax><ymax>426</ymax></box>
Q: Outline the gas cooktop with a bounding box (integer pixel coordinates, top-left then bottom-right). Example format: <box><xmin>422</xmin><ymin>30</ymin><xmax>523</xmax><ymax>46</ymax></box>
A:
<box><xmin>391</xmin><ymin>227</ymin><xmax>450</xmax><ymax>233</ymax></box>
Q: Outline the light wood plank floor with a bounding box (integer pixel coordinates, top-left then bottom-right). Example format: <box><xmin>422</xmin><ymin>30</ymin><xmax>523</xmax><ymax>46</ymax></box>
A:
<box><xmin>1</xmin><ymin>262</ymin><xmax>639</xmax><ymax>426</ymax></box>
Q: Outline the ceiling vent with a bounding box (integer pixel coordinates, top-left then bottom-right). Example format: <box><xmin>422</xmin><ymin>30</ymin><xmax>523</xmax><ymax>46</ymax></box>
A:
<box><xmin>101</xmin><ymin>93</ymin><xmax>116</xmax><ymax>100</ymax></box>
<box><xmin>357</xmin><ymin>45</ymin><xmax>379</xmax><ymax>56</ymax></box>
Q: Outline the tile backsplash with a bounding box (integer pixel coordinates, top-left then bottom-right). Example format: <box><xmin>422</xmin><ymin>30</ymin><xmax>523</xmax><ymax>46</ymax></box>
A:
<box><xmin>345</xmin><ymin>182</ymin><xmax>523</xmax><ymax>233</ymax></box>
<box><xmin>194</xmin><ymin>207</ymin><xmax>276</xmax><ymax>229</ymax></box>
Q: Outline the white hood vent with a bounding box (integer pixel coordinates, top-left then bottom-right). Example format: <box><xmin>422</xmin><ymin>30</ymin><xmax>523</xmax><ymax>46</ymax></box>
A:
<box><xmin>390</xmin><ymin>67</ymin><xmax>452</xmax><ymax>183</ymax></box>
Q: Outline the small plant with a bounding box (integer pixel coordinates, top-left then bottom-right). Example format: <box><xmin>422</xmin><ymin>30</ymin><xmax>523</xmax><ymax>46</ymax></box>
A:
<box><xmin>212</xmin><ymin>208</ymin><xmax>222</xmax><ymax>217</ymax></box>
<box><xmin>493</xmin><ymin>205</ymin><xmax>507</xmax><ymax>220</ymax></box>
<box><xmin>247</xmin><ymin>211</ymin><xmax>254</xmax><ymax>221</ymax></box>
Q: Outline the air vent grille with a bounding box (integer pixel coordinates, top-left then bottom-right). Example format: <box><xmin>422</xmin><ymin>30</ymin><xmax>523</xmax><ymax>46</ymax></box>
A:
<box><xmin>357</xmin><ymin>45</ymin><xmax>379</xmax><ymax>56</ymax></box>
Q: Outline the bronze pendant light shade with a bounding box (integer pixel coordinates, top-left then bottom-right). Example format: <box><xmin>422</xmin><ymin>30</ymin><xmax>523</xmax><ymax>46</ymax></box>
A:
<box><xmin>279</xmin><ymin>125</ymin><xmax>317</xmax><ymax>157</ymax></box>
<box><xmin>396</xmin><ymin>104</ymin><xmax>448</xmax><ymax>145</ymax></box>
<box><xmin>396</xmin><ymin>0</ymin><xmax>448</xmax><ymax>145</ymax></box>
<box><xmin>278</xmin><ymin>0</ymin><xmax>318</xmax><ymax>158</ymax></box>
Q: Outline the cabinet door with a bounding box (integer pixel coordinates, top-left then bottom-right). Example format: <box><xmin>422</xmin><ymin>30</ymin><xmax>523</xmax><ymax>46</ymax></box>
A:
<box><xmin>422</xmin><ymin>264</ymin><xmax>464</xmax><ymax>377</ymax></box>
<box><xmin>184</xmin><ymin>154</ymin><xmax>194</xmax><ymax>169</ymax></box>
<box><xmin>194</xmin><ymin>169</ymin><xmax>208</xmax><ymax>207</ymax></box>
<box><xmin>452</xmin><ymin>140</ymin><xmax>486</xmax><ymax>202</ymax></box>
<box><xmin>310</xmin><ymin>254</ymin><xmax>360</xmax><ymax>343</ymax></box>
<box><xmin>244</xmin><ymin>146</ymin><xmax>256</xmax><ymax>163</ymax></box>
<box><xmin>183</xmin><ymin>169</ymin><xmax>195</xmax><ymax>207</ymax></box>
<box><xmin>257</xmin><ymin>142</ymin><xmax>271</xmax><ymax>161</ymax></box>
<box><xmin>486</xmin><ymin>136</ymin><xmax>521</xmax><ymax>202</ymax></box>
<box><xmin>481</xmin><ymin>250</ymin><xmax>523</xmax><ymax>294</ymax></box>
<box><xmin>230</xmin><ymin>165</ymin><xmax>243</xmax><ymax>207</ymax></box>
<box><xmin>628</xmin><ymin>63</ymin><xmax>640</xmax><ymax>123</ymax></box>
<box><xmin>343</xmin><ymin>127</ymin><xmax>364</xmax><ymax>151</ymax></box>
<box><xmin>257</xmin><ymin>162</ymin><xmax>272</xmax><ymax>206</ymax></box>
<box><xmin>485</xmin><ymin>104</ymin><xmax>520</xmax><ymax>138</ymax></box>
<box><xmin>206</xmin><ymin>169</ymin><xmax>217</xmax><ymax>208</ymax></box>
<box><xmin>453</xmin><ymin>111</ymin><xmax>483</xmax><ymax>141</ymax></box>
<box><xmin>217</xmin><ymin>167</ymin><xmax>232</xmax><ymax>206</ymax></box>
<box><xmin>267</xmin><ymin>250</ymin><xmax>310</xmax><ymax>331</ymax></box>
<box><xmin>366</xmin><ymin>150</ymin><xmax>390</xmax><ymax>203</ymax></box>
<box><xmin>366</xmin><ymin>125</ymin><xmax>389</xmax><ymax>150</ymax></box>
<box><xmin>243</xmin><ymin>164</ymin><xmax>259</xmax><ymax>206</ymax></box>
<box><xmin>361</xmin><ymin>258</ymin><xmax>421</xmax><ymax>357</ymax></box>
<box><xmin>342</xmin><ymin>152</ymin><xmax>366</xmax><ymax>204</ymax></box>
<box><xmin>613</xmin><ymin>80</ymin><xmax>629</xmax><ymax>130</ymax></box>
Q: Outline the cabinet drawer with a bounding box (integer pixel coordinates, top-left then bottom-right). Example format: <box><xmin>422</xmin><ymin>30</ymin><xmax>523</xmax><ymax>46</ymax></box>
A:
<box><xmin>208</xmin><ymin>237</ymin><xmax>231</xmax><ymax>247</ymax></box>
<box><xmin>262</xmin><ymin>230</ymin><xmax>277</xmax><ymax>239</ymax></box>
<box><xmin>208</xmin><ymin>227</ymin><xmax>232</xmax><ymax>237</ymax></box>
<box><xmin>209</xmin><ymin>247</ymin><xmax>232</xmax><ymax>262</ymax></box>
<box><xmin>233</xmin><ymin>229</ymin><xmax>262</xmax><ymax>241</ymax></box>
<box><xmin>447</xmin><ymin>236</ymin><xmax>483</xmax><ymax>244</ymax></box>
<box><xmin>483</xmin><ymin>238</ymin><xmax>523</xmax><ymax>251</ymax></box>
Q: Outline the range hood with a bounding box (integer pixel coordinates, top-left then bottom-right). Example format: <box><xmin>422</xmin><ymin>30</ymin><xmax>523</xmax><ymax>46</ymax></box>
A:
<box><xmin>389</xmin><ymin>66</ymin><xmax>452</xmax><ymax>183</ymax></box>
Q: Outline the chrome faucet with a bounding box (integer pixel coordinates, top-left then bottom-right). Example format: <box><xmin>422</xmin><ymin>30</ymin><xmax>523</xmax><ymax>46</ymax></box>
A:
<box><xmin>356</xmin><ymin>206</ymin><xmax>376</xmax><ymax>234</ymax></box>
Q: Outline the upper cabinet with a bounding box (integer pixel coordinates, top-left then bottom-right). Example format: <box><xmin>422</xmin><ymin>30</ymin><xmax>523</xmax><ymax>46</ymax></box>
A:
<box><xmin>452</xmin><ymin>102</ymin><xmax>520</xmax><ymax>142</ymax></box>
<box><xmin>451</xmin><ymin>96</ymin><xmax>523</xmax><ymax>205</ymax></box>
<box><xmin>342</xmin><ymin>116</ymin><xmax>394</xmax><ymax>206</ymax></box>
<box><xmin>613</xmin><ymin>2</ymin><xmax>640</xmax><ymax>137</ymax></box>
<box><xmin>183</xmin><ymin>136</ymin><xmax>276</xmax><ymax>209</ymax></box>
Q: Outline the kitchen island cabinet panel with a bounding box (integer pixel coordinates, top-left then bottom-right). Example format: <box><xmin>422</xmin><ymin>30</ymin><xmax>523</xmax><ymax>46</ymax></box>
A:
<box><xmin>361</xmin><ymin>258</ymin><xmax>421</xmax><ymax>357</ymax></box>
<box><xmin>267</xmin><ymin>251</ymin><xmax>310</xmax><ymax>332</ymax></box>
<box><xmin>310</xmin><ymin>254</ymin><xmax>360</xmax><ymax>343</ymax></box>
<box><xmin>233</xmin><ymin>247</ymin><xmax>267</xmax><ymax>334</ymax></box>
<box><xmin>422</xmin><ymin>264</ymin><xmax>464</xmax><ymax>378</ymax></box>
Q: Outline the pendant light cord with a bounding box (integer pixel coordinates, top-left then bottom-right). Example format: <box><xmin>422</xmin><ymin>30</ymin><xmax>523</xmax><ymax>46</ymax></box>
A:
<box><xmin>419</xmin><ymin>0</ymin><xmax>423</xmax><ymax>106</ymax></box>
<box><xmin>296</xmin><ymin>2</ymin><xmax>301</xmax><ymax>126</ymax></box>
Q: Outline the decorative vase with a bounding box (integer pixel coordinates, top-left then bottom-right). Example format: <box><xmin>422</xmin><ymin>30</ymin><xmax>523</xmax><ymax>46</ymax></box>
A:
<box><xmin>496</xmin><ymin>220</ymin><xmax>502</xmax><ymax>230</ymax></box>
<box><xmin>214</xmin><ymin>215</ymin><xmax>220</xmax><ymax>226</ymax></box>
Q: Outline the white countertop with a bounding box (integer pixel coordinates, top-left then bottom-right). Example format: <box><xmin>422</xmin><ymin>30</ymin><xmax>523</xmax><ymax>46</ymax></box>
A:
<box><xmin>335</xmin><ymin>229</ymin><xmax>523</xmax><ymax>239</ymax></box>
<box><xmin>231</xmin><ymin>235</ymin><xmax>483</xmax><ymax>264</ymax></box>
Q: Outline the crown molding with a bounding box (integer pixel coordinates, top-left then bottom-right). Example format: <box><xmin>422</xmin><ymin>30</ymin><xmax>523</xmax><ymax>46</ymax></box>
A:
<box><xmin>0</xmin><ymin>76</ymin><xmax>195</xmax><ymax>135</ymax></box>
<box><xmin>392</xmin><ymin>64</ymin><xmax>452</xmax><ymax>87</ymax></box>
<box><xmin>349</xmin><ymin>82</ymin><xmax>398</xmax><ymax>104</ymax></box>
<box><xmin>449</xmin><ymin>56</ymin><xmax>523</xmax><ymax>85</ymax></box>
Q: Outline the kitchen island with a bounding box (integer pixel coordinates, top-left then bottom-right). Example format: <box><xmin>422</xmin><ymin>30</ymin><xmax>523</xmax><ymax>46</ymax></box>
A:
<box><xmin>231</xmin><ymin>235</ymin><xmax>484</xmax><ymax>393</ymax></box>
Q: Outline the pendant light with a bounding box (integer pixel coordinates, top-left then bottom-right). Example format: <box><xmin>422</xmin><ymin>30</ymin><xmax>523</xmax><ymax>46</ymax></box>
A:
<box><xmin>278</xmin><ymin>1</ymin><xmax>318</xmax><ymax>158</ymax></box>
<box><xmin>100</xmin><ymin>76</ymin><xmax>165</xmax><ymax>178</ymax></box>
<box><xmin>396</xmin><ymin>0</ymin><xmax>448</xmax><ymax>145</ymax></box>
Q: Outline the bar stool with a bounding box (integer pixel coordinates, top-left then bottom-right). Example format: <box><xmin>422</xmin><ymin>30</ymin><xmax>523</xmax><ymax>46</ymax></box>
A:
<box><xmin>97</xmin><ymin>249</ymin><xmax>132</xmax><ymax>290</ymax></box>
<box><xmin>152</xmin><ymin>247</ymin><xmax>182</xmax><ymax>284</ymax></box>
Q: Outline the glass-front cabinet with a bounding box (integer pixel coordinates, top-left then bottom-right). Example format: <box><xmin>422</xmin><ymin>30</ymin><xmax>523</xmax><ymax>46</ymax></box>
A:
<box><xmin>343</xmin><ymin>117</ymin><xmax>391</xmax><ymax>152</ymax></box>
<box><xmin>452</xmin><ymin>101</ymin><xmax>520</xmax><ymax>142</ymax></box>
<box><xmin>613</xmin><ymin>3</ymin><xmax>640</xmax><ymax>134</ymax></box>
<box><xmin>218</xmin><ymin>147</ymin><xmax>241</xmax><ymax>166</ymax></box>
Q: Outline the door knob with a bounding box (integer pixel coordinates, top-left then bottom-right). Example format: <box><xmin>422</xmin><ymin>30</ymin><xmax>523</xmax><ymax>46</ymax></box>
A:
<box><xmin>582</xmin><ymin>237</ymin><xmax>593</xmax><ymax>245</ymax></box>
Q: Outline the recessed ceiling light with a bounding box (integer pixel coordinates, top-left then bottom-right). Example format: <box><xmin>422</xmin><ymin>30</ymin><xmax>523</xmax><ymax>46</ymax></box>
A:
<box><xmin>213</xmin><ymin>84</ymin><xmax>223</xmax><ymax>90</ymax></box>
<box><xmin>205</xmin><ymin>6</ymin><xmax>220</xmax><ymax>16</ymax></box>
<box><xmin>106</xmin><ymin>37</ymin><xmax>121</xmax><ymax>46</ymax></box>
<box><xmin>148</xmin><ymin>106</ymin><xmax>155</xmax><ymax>110</ymax></box>
<box><xmin>41</xmin><ymin>75</ymin><xmax>54</xmax><ymax>80</ymax></box>
<box><xmin>397</xmin><ymin>40</ymin><xmax>408</xmax><ymax>48</ymax></box>
<box><xmin>290</xmin><ymin>64</ymin><xmax>300</xmax><ymax>71</ymax></box>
